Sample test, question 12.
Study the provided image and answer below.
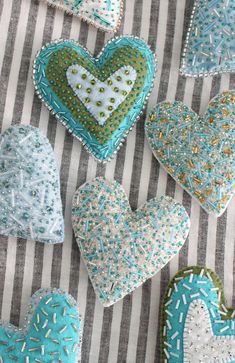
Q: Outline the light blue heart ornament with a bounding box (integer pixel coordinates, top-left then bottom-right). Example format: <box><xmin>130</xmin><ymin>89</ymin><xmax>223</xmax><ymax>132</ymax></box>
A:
<box><xmin>160</xmin><ymin>266</ymin><xmax>235</xmax><ymax>362</ymax></box>
<box><xmin>0</xmin><ymin>125</ymin><xmax>64</xmax><ymax>243</ymax></box>
<box><xmin>180</xmin><ymin>0</ymin><xmax>235</xmax><ymax>77</ymax></box>
<box><xmin>0</xmin><ymin>288</ymin><xmax>82</xmax><ymax>362</ymax></box>
<box><xmin>145</xmin><ymin>91</ymin><xmax>235</xmax><ymax>217</ymax></box>
<box><xmin>33</xmin><ymin>36</ymin><xmax>156</xmax><ymax>162</ymax></box>
<box><xmin>71</xmin><ymin>177</ymin><xmax>190</xmax><ymax>306</ymax></box>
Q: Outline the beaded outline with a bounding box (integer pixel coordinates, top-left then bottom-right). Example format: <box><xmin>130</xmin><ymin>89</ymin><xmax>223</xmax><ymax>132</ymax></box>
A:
<box><xmin>40</xmin><ymin>0</ymin><xmax>124</xmax><ymax>33</ymax></box>
<box><xmin>159</xmin><ymin>266</ymin><xmax>235</xmax><ymax>362</ymax></box>
<box><xmin>180</xmin><ymin>0</ymin><xmax>235</xmax><ymax>78</ymax></box>
<box><xmin>145</xmin><ymin>91</ymin><xmax>235</xmax><ymax>217</ymax></box>
<box><xmin>72</xmin><ymin>177</ymin><xmax>190</xmax><ymax>307</ymax></box>
<box><xmin>0</xmin><ymin>288</ymin><xmax>82</xmax><ymax>362</ymax></box>
<box><xmin>32</xmin><ymin>36</ymin><xmax>157</xmax><ymax>163</ymax></box>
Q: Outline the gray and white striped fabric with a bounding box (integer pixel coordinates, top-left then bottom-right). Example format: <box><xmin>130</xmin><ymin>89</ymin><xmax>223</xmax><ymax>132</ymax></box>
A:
<box><xmin>0</xmin><ymin>0</ymin><xmax>234</xmax><ymax>362</ymax></box>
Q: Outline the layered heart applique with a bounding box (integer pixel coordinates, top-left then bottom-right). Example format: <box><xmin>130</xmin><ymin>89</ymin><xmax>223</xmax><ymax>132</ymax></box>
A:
<box><xmin>0</xmin><ymin>288</ymin><xmax>82</xmax><ymax>362</ymax></box>
<box><xmin>145</xmin><ymin>91</ymin><xmax>235</xmax><ymax>216</ymax></box>
<box><xmin>160</xmin><ymin>266</ymin><xmax>235</xmax><ymax>362</ymax></box>
<box><xmin>71</xmin><ymin>177</ymin><xmax>190</xmax><ymax>306</ymax></box>
<box><xmin>0</xmin><ymin>125</ymin><xmax>64</xmax><ymax>243</ymax></box>
<box><xmin>180</xmin><ymin>0</ymin><xmax>235</xmax><ymax>77</ymax></box>
<box><xmin>40</xmin><ymin>0</ymin><xmax>124</xmax><ymax>32</ymax></box>
<box><xmin>33</xmin><ymin>36</ymin><xmax>156</xmax><ymax>162</ymax></box>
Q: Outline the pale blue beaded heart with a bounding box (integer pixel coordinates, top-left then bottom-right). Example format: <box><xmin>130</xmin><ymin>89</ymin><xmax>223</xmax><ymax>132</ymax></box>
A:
<box><xmin>40</xmin><ymin>0</ymin><xmax>124</xmax><ymax>33</ymax></box>
<box><xmin>160</xmin><ymin>267</ymin><xmax>235</xmax><ymax>362</ymax></box>
<box><xmin>71</xmin><ymin>177</ymin><xmax>190</xmax><ymax>306</ymax></box>
<box><xmin>0</xmin><ymin>289</ymin><xmax>82</xmax><ymax>362</ymax></box>
<box><xmin>181</xmin><ymin>0</ymin><xmax>235</xmax><ymax>77</ymax></box>
<box><xmin>145</xmin><ymin>91</ymin><xmax>235</xmax><ymax>217</ymax></box>
<box><xmin>0</xmin><ymin>125</ymin><xmax>64</xmax><ymax>243</ymax></box>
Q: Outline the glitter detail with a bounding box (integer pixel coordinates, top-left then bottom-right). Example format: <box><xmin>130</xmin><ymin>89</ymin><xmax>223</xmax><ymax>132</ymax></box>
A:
<box><xmin>66</xmin><ymin>64</ymin><xmax>136</xmax><ymax>125</ymax></box>
<box><xmin>0</xmin><ymin>288</ymin><xmax>82</xmax><ymax>362</ymax></box>
<box><xmin>145</xmin><ymin>91</ymin><xmax>235</xmax><ymax>217</ymax></box>
<box><xmin>180</xmin><ymin>0</ymin><xmax>235</xmax><ymax>77</ymax></box>
<box><xmin>0</xmin><ymin>125</ymin><xmax>64</xmax><ymax>243</ymax></box>
<box><xmin>160</xmin><ymin>267</ymin><xmax>235</xmax><ymax>363</ymax></box>
<box><xmin>71</xmin><ymin>177</ymin><xmax>190</xmax><ymax>307</ymax></box>
<box><xmin>33</xmin><ymin>37</ymin><xmax>156</xmax><ymax>162</ymax></box>
<box><xmin>39</xmin><ymin>0</ymin><xmax>124</xmax><ymax>33</ymax></box>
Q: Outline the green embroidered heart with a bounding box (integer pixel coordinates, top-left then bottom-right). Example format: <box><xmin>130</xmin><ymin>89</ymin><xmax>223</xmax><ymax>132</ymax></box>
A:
<box><xmin>145</xmin><ymin>91</ymin><xmax>235</xmax><ymax>217</ymax></box>
<box><xmin>33</xmin><ymin>37</ymin><xmax>156</xmax><ymax>162</ymax></box>
<box><xmin>71</xmin><ymin>177</ymin><xmax>190</xmax><ymax>306</ymax></box>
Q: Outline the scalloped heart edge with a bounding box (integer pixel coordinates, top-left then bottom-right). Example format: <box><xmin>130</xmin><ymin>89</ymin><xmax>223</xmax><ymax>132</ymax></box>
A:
<box><xmin>0</xmin><ymin>288</ymin><xmax>82</xmax><ymax>363</ymax></box>
<box><xmin>39</xmin><ymin>0</ymin><xmax>124</xmax><ymax>33</ymax></box>
<box><xmin>32</xmin><ymin>36</ymin><xmax>157</xmax><ymax>163</ymax></box>
<box><xmin>159</xmin><ymin>265</ymin><xmax>235</xmax><ymax>363</ymax></box>
<box><xmin>180</xmin><ymin>0</ymin><xmax>235</xmax><ymax>78</ymax></box>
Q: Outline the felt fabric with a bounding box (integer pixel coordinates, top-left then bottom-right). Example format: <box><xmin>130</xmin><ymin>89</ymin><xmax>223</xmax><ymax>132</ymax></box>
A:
<box><xmin>0</xmin><ymin>289</ymin><xmax>82</xmax><ymax>362</ymax></box>
<box><xmin>0</xmin><ymin>1</ymin><xmax>234</xmax><ymax>362</ymax></box>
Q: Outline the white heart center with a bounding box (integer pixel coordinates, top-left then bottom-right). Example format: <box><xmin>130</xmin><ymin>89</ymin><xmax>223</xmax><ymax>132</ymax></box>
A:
<box><xmin>184</xmin><ymin>299</ymin><xmax>235</xmax><ymax>363</ymax></box>
<box><xmin>66</xmin><ymin>64</ymin><xmax>136</xmax><ymax>126</ymax></box>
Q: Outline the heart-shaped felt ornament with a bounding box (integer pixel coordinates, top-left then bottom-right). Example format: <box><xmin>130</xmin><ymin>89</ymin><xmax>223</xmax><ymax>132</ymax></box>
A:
<box><xmin>71</xmin><ymin>177</ymin><xmax>190</xmax><ymax>307</ymax></box>
<box><xmin>180</xmin><ymin>0</ymin><xmax>235</xmax><ymax>77</ymax></box>
<box><xmin>33</xmin><ymin>36</ymin><xmax>156</xmax><ymax>162</ymax></box>
<box><xmin>145</xmin><ymin>91</ymin><xmax>235</xmax><ymax>217</ymax></box>
<box><xmin>0</xmin><ymin>125</ymin><xmax>64</xmax><ymax>243</ymax></box>
<box><xmin>40</xmin><ymin>0</ymin><xmax>124</xmax><ymax>33</ymax></box>
<box><xmin>160</xmin><ymin>266</ymin><xmax>235</xmax><ymax>362</ymax></box>
<box><xmin>0</xmin><ymin>288</ymin><xmax>82</xmax><ymax>362</ymax></box>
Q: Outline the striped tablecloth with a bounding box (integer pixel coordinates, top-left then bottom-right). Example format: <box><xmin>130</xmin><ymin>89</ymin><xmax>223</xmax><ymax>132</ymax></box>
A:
<box><xmin>0</xmin><ymin>0</ymin><xmax>234</xmax><ymax>362</ymax></box>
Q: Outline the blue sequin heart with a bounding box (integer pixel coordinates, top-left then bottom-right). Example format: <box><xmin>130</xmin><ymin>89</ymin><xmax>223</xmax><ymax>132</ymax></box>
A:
<box><xmin>0</xmin><ymin>125</ymin><xmax>64</xmax><ymax>243</ymax></box>
<box><xmin>181</xmin><ymin>0</ymin><xmax>235</xmax><ymax>77</ymax></box>
<box><xmin>145</xmin><ymin>91</ymin><xmax>235</xmax><ymax>216</ymax></box>
<box><xmin>33</xmin><ymin>36</ymin><xmax>156</xmax><ymax>162</ymax></box>
<box><xmin>0</xmin><ymin>289</ymin><xmax>82</xmax><ymax>362</ymax></box>
<box><xmin>160</xmin><ymin>267</ymin><xmax>235</xmax><ymax>362</ymax></box>
<box><xmin>71</xmin><ymin>177</ymin><xmax>190</xmax><ymax>306</ymax></box>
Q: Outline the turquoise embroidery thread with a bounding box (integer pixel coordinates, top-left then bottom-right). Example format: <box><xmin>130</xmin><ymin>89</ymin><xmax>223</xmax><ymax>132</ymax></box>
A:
<box><xmin>33</xmin><ymin>37</ymin><xmax>156</xmax><ymax>162</ymax></box>
<box><xmin>0</xmin><ymin>289</ymin><xmax>82</xmax><ymax>362</ymax></box>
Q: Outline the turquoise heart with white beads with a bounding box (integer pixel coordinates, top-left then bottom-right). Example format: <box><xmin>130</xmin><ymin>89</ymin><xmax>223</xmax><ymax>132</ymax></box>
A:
<box><xmin>160</xmin><ymin>266</ymin><xmax>235</xmax><ymax>362</ymax></box>
<box><xmin>0</xmin><ymin>289</ymin><xmax>81</xmax><ymax>362</ymax></box>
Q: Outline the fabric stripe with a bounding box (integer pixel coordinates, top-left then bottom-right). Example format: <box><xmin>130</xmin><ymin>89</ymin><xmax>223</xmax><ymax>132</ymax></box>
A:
<box><xmin>0</xmin><ymin>1</ymin><xmax>234</xmax><ymax>363</ymax></box>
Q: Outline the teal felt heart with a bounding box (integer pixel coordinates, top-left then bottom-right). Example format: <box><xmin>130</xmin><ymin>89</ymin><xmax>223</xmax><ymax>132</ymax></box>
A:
<box><xmin>71</xmin><ymin>177</ymin><xmax>190</xmax><ymax>306</ymax></box>
<box><xmin>145</xmin><ymin>91</ymin><xmax>235</xmax><ymax>217</ymax></box>
<box><xmin>40</xmin><ymin>0</ymin><xmax>124</xmax><ymax>33</ymax></box>
<box><xmin>0</xmin><ymin>288</ymin><xmax>82</xmax><ymax>362</ymax></box>
<box><xmin>160</xmin><ymin>266</ymin><xmax>235</xmax><ymax>362</ymax></box>
<box><xmin>0</xmin><ymin>125</ymin><xmax>64</xmax><ymax>243</ymax></box>
<box><xmin>180</xmin><ymin>0</ymin><xmax>235</xmax><ymax>77</ymax></box>
<box><xmin>33</xmin><ymin>36</ymin><xmax>156</xmax><ymax>162</ymax></box>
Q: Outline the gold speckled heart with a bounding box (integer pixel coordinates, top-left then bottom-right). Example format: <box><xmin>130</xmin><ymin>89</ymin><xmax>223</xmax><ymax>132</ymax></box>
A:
<box><xmin>145</xmin><ymin>91</ymin><xmax>235</xmax><ymax>217</ymax></box>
